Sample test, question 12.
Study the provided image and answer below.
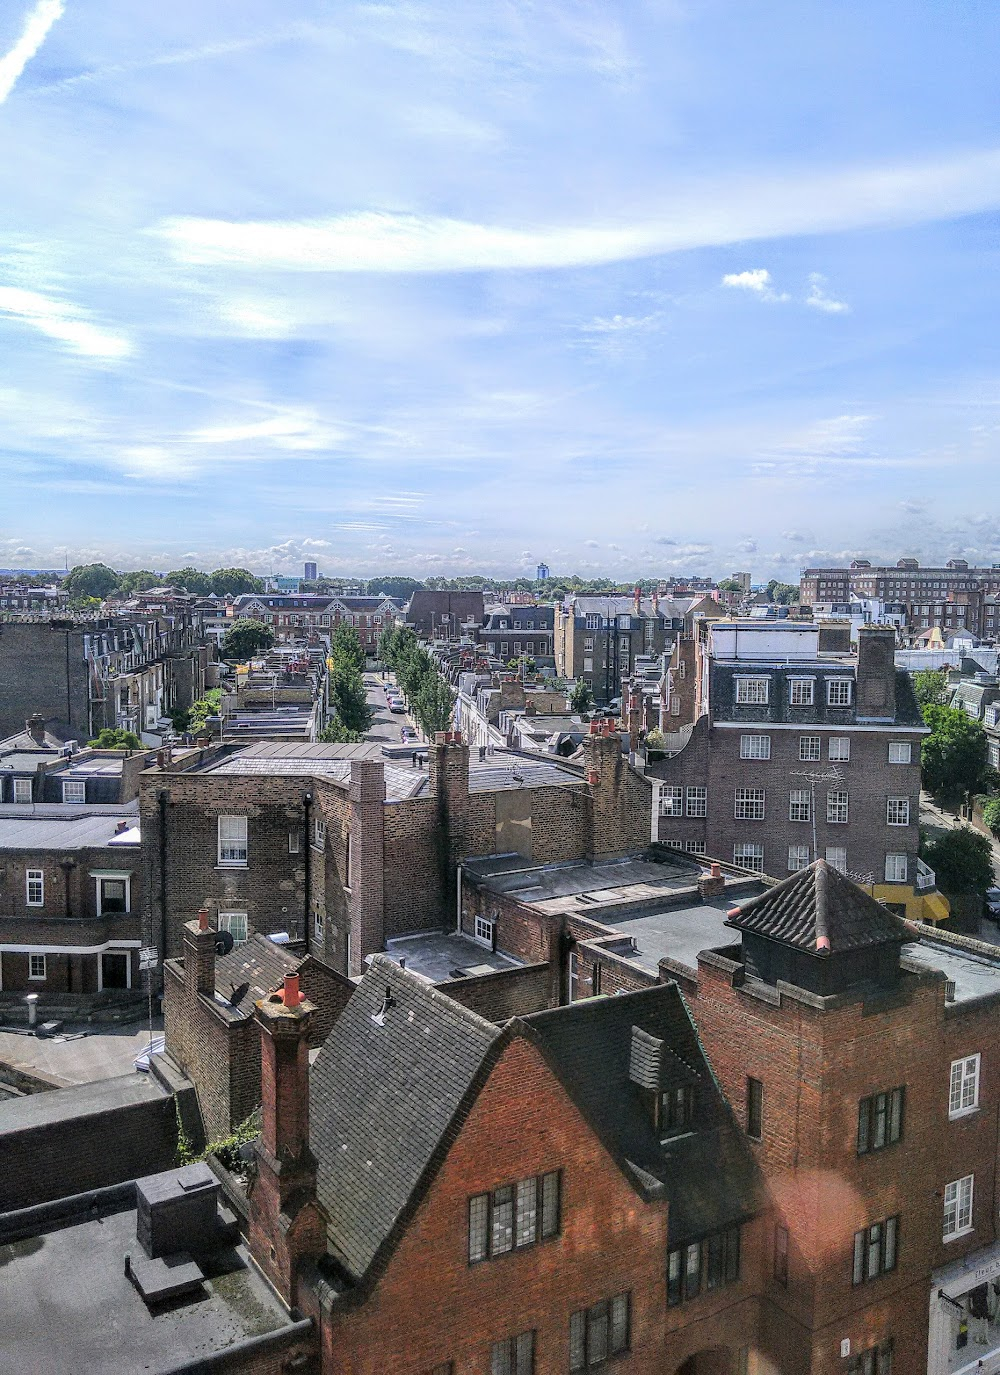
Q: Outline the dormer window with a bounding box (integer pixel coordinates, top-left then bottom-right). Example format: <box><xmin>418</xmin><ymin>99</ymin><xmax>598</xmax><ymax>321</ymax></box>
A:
<box><xmin>659</xmin><ymin>1084</ymin><xmax>694</xmax><ymax>1138</ymax></box>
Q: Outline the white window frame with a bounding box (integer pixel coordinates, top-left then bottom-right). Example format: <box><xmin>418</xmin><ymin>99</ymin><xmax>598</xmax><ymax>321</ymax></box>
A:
<box><xmin>827</xmin><ymin>679</ymin><xmax>853</xmax><ymax>707</ymax></box>
<box><xmin>734</xmin><ymin>788</ymin><xmax>765</xmax><ymax>821</ymax></box>
<box><xmin>313</xmin><ymin>907</ymin><xmax>324</xmax><ymax>940</ymax></box>
<box><xmin>884</xmin><ymin>853</ymin><xmax>907</xmax><ymax>883</ymax></box>
<box><xmin>740</xmin><ymin>735</ymin><xmax>771</xmax><ymax>760</ymax></box>
<box><xmin>829</xmin><ymin>738</ymin><xmax>850</xmax><ymax>762</ymax></box>
<box><xmin>734</xmin><ymin>843</ymin><xmax>764</xmax><ymax>873</ymax></box>
<box><xmin>736</xmin><ymin>677</ymin><xmax>769</xmax><ymax>706</ymax></box>
<box><xmin>217</xmin><ymin>815</ymin><xmax>248</xmax><ymax>867</ymax></box>
<box><xmin>218</xmin><ymin>911</ymin><xmax>249</xmax><ymax>945</ymax></box>
<box><xmin>788</xmin><ymin>845</ymin><xmax>810</xmax><ymax>872</ymax></box>
<box><xmin>949</xmin><ymin>1055</ymin><xmax>980</xmax><ymax>1119</ymax></box>
<box><xmin>943</xmin><ymin>1174</ymin><xmax>974</xmax><ymax>1241</ymax></box>
<box><xmin>288</xmin><ymin>830</ymin><xmax>299</xmax><ymax>855</ymax></box>
<box><xmin>28</xmin><ymin>952</ymin><xmax>46</xmax><ymax>981</ymax></box>
<box><xmin>312</xmin><ymin>817</ymin><xmax>326</xmax><ymax>851</ymax></box>
<box><xmin>94</xmin><ymin>872</ymin><xmax>131</xmax><ymax>916</ymax></box>
<box><xmin>825</xmin><ymin>846</ymin><xmax>847</xmax><ymax>874</ymax></box>
<box><xmin>686</xmin><ymin>786</ymin><xmax>707</xmax><ymax>818</ymax></box>
<box><xmin>13</xmin><ymin>778</ymin><xmax>31</xmax><ymax>804</ymax></box>
<box><xmin>62</xmin><ymin>778</ymin><xmax>87</xmax><ymax>804</ymax></box>
<box><xmin>474</xmin><ymin>915</ymin><xmax>495</xmax><ymax>948</ymax></box>
<box><xmin>886</xmin><ymin>797</ymin><xmax>910</xmax><ymax>826</ymax></box>
<box><xmin>788</xmin><ymin>678</ymin><xmax>815</xmax><ymax>707</ymax></box>
<box><xmin>26</xmin><ymin>869</ymin><xmax>44</xmax><ymax>907</ymax></box>
<box><xmin>827</xmin><ymin>791</ymin><xmax>849</xmax><ymax>825</ymax></box>
<box><xmin>659</xmin><ymin>786</ymin><xmax>683</xmax><ymax>817</ymax></box>
<box><xmin>789</xmin><ymin>789</ymin><xmax>811</xmax><ymax>822</ymax></box>
<box><xmin>888</xmin><ymin>742</ymin><xmax>912</xmax><ymax>764</ymax></box>
<box><xmin>799</xmin><ymin>736</ymin><xmax>821</xmax><ymax>762</ymax></box>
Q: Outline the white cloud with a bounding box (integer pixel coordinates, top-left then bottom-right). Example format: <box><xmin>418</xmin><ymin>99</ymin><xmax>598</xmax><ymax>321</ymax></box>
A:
<box><xmin>188</xmin><ymin>413</ymin><xmax>344</xmax><ymax>451</ymax></box>
<box><xmin>0</xmin><ymin>0</ymin><xmax>64</xmax><ymax>105</ymax></box>
<box><xmin>154</xmin><ymin>146</ymin><xmax>1000</xmax><ymax>273</ymax></box>
<box><xmin>805</xmin><ymin>272</ymin><xmax>850</xmax><ymax>314</ymax></box>
<box><xmin>721</xmin><ymin>268</ymin><xmax>789</xmax><ymax>303</ymax></box>
<box><xmin>0</xmin><ymin>286</ymin><xmax>131</xmax><ymax>359</ymax></box>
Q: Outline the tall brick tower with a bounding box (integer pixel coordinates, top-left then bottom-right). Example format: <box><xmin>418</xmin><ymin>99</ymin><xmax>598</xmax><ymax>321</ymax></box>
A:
<box><xmin>248</xmin><ymin>974</ymin><xmax>328</xmax><ymax>1307</ymax></box>
<box><xmin>347</xmin><ymin>758</ymin><xmax>386</xmax><ymax>974</ymax></box>
<box><xmin>693</xmin><ymin>861</ymin><xmax>938</xmax><ymax>1373</ymax></box>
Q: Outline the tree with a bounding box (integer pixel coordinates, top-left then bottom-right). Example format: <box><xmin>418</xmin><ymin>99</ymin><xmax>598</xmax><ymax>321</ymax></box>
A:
<box><xmin>116</xmin><ymin>570</ymin><xmax>160</xmax><ymax>596</ymax></box>
<box><xmin>317</xmin><ymin>719</ymin><xmax>364</xmax><ymax>744</ymax></box>
<box><xmin>912</xmin><ymin>669</ymin><xmax>949</xmax><ymax>711</ymax></box>
<box><xmin>210</xmin><ymin>567</ymin><xmax>264</xmax><ymax>597</ymax></box>
<box><xmin>921</xmin><ymin>704</ymin><xmax>995</xmax><ymax>805</ymax></box>
<box><xmin>165</xmin><ymin>567</ymin><xmax>214</xmax><ymax>595</ymax></box>
<box><xmin>89</xmin><ymin>727</ymin><xmax>142</xmax><ymax>750</ymax></box>
<box><xmin>569</xmin><ymin>680</ymin><xmax>595</xmax><ymax>713</ymax></box>
<box><xmin>328</xmin><ymin>662</ymin><xmax>373</xmax><ymax>735</ymax></box>
<box><xmin>717</xmin><ymin>578</ymin><xmax>743</xmax><ymax>593</ymax></box>
<box><xmin>766</xmin><ymin>579</ymin><xmax>799</xmax><ymax>605</ymax></box>
<box><xmin>921</xmin><ymin>827</ymin><xmax>995</xmax><ymax>896</ymax></box>
<box><xmin>982</xmin><ymin>798</ymin><xmax>1000</xmax><ymax>838</ymax></box>
<box><xmin>330</xmin><ymin>622</ymin><xmax>366</xmax><ymax>674</ymax></box>
<box><xmin>413</xmin><ymin>674</ymin><xmax>456</xmax><ymax>737</ymax></box>
<box><xmin>221</xmin><ymin>618</ymin><xmax>274</xmax><ymax>660</ymax></box>
<box><xmin>63</xmin><ymin>563</ymin><xmax>120</xmax><ymax>600</ymax></box>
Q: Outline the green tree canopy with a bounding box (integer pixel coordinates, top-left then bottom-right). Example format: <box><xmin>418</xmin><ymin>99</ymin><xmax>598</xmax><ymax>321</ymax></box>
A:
<box><xmin>317</xmin><ymin>719</ymin><xmax>364</xmax><ymax>744</ymax></box>
<box><xmin>921</xmin><ymin>704</ymin><xmax>994</xmax><ymax>805</ymax></box>
<box><xmin>328</xmin><ymin>661</ymin><xmax>373</xmax><ymax>735</ymax></box>
<box><xmin>911</xmin><ymin>669</ymin><xmax>949</xmax><ymax>711</ymax></box>
<box><xmin>165</xmin><ymin>567</ymin><xmax>214</xmax><ymax>595</ymax></box>
<box><xmin>221</xmin><ymin>618</ymin><xmax>274</xmax><ymax>661</ymax></box>
<box><xmin>89</xmin><ymin>727</ymin><xmax>142</xmax><ymax>750</ymax></box>
<box><xmin>210</xmin><ymin>567</ymin><xmax>264</xmax><ymax>597</ymax></box>
<box><xmin>413</xmin><ymin>674</ymin><xmax>456</xmax><ymax>738</ymax></box>
<box><xmin>367</xmin><ymin>576</ymin><xmax>423</xmax><ymax>599</ymax></box>
<box><xmin>717</xmin><ymin>578</ymin><xmax>743</xmax><ymax>593</ymax></box>
<box><xmin>116</xmin><ymin>570</ymin><xmax>160</xmax><ymax>596</ymax></box>
<box><xmin>921</xmin><ymin>826</ymin><xmax>995</xmax><ymax>896</ymax></box>
<box><xmin>766</xmin><ymin>579</ymin><xmax>799</xmax><ymax>604</ymax></box>
<box><xmin>330</xmin><ymin>622</ymin><xmax>366</xmax><ymax>674</ymax></box>
<box><xmin>63</xmin><ymin>563</ymin><xmax>120</xmax><ymax>600</ymax></box>
<box><xmin>981</xmin><ymin>798</ymin><xmax>1000</xmax><ymax>838</ymax></box>
<box><xmin>569</xmin><ymin>679</ymin><xmax>595</xmax><ymax>713</ymax></box>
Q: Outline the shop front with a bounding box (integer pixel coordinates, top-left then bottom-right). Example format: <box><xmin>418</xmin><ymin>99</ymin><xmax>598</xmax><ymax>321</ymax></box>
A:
<box><xmin>930</xmin><ymin>1243</ymin><xmax>1000</xmax><ymax>1374</ymax></box>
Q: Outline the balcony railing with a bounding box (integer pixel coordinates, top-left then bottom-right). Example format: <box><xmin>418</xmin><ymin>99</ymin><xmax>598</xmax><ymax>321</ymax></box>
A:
<box><xmin>915</xmin><ymin>857</ymin><xmax>936</xmax><ymax>892</ymax></box>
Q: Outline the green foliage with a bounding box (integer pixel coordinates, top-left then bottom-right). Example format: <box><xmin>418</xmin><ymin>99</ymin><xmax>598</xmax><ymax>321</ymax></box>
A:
<box><xmin>766</xmin><ymin>579</ymin><xmax>799</xmax><ymax>604</ymax></box>
<box><xmin>329</xmin><ymin>661</ymin><xmax>373</xmax><ymax>735</ymax></box>
<box><xmin>911</xmin><ymin>669</ymin><xmax>949</xmax><ymax>710</ymax></box>
<box><xmin>178</xmin><ymin>1108</ymin><xmax>261</xmax><ymax>1177</ymax></box>
<box><xmin>921</xmin><ymin>826</ymin><xmax>995</xmax><ymax>896</ymax></box>
<box><xmin>366</xmin><ymin>576</ymin><xmax>423</xmax><ymax>599</ymax></box>
<box><xmin>164</xmin><ymin>566</ymin><xmax>215</xmax><ymax>594</ymax></box>
<box><xmin>88</xmin><ymin>727</ymin><xmax>142</xmax><ymax>750</ymax></box>
<box><xmin>412</xmin><ymin>674</ymin><xmax>456</xmax><ymax>737</ymax></box>
<box><xmin>318</xmin><ymin>719</ymin><xmax>364</xmax><ymax>744</ymax></box>
<box><xmin>210</xmin><ymin>567</ymin><xmax>264</xmax><ymax>597</ymax></box>
<box><xmin>921</xmin><ymin>704</ymin><xmax>995</xmax><ymax>804</ymax></box>
<box><xmin>63</xmin><ymin>562</ymin><xmax>120</xmax><ymax>599</ymax></box>
<box><xmin>221</xmin><ymin>617</ymin><xmax>274</xmax><ymax>661</ymax></box>
<box><xmin>116</xmin><ymin>570</ymin><xmax>160</xmax><ymax>596</ymax></box>
<box><xmin>717</xmin><ymin>578</ymin><xmax>743</xmax><ymax>593</ymax></box>
<box><xmin>330</xmin><ymin>622</ymin><xmax>366</xmax><ymax>674</ymax></box>
<box><xmin>644</xmin><ymin>728</ymin><xmax>666</xmax><ymax>751</ymax></box>
<box><xmin>175</xmin><ymin>1099</ymin><xmax>196</xmax><ymax>1166</ymax></box>
<box><xmin>186</xmin><ymin>688</ymin><xmax>222</xmax><ymax>734</ymax></box>
<box><xmin>569</xmin><ymin>679</ymin><xmax>595</xmax><ymax>713</ymax></box>
<box><xmin>982</xmin><ymin>798</ymin><xmax>1000</xmax><ymax>838</ymax></box>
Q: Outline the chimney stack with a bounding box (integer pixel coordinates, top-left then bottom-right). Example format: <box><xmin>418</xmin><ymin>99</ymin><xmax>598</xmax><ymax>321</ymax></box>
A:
<box><xmin>26</xmin><ymin>714</ymin><xmax>46</xmax><ymax>746</ymax></box>
<box><xmin>698</xmin><ymin>862</ymin><xmax>727</xmax><ymax>900</ymax></box>
<box><xmin>855</xmin><ymin>626</ymin><xmax>897</xmax><ymax>721</ymax></box>
<box><xmin>183</xmin><ymin>911</ymin><xmax>217</xmax><ymax>997</ymax></box>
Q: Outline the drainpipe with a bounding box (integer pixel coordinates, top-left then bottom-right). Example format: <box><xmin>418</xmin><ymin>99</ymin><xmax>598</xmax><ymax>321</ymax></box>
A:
<box><xmin>157</xmin><ymin>789</ymin><xmax>169</xmax><ymax>974</ymax></box>
<box><xmin>302</xmin><ymin>791</ymin><xmax>313</xmax><ymax>944</ymax></box>
<box><xmin>456</xmin><ymin>863</ymin><xmax>462</xmax><ymax>935</ymax></box>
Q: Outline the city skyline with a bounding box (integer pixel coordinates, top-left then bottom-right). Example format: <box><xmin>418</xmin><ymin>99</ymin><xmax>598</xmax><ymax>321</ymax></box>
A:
<box><xmin>1</xmin><ymin>2</ymin><xmax>999</xmax><ymax>577</ymax></box>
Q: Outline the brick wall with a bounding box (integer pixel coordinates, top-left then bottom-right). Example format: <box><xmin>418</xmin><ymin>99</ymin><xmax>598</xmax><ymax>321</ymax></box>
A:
<box><xmin>0</xmin><ymin>622</ymin><xmax>91</xmax><ymax>737</ymax></box>
<box><xmin>441</xmin><ymin>962</ymin><xmax>553</xmax><ymax>1020</ymax></box>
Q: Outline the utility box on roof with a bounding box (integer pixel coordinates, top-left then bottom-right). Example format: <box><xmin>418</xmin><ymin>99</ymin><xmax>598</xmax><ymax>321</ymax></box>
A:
<box><xmin>135</xmin><ymin>1162</ymin><xmax>220</xmax><ymax>1259</ymax></box>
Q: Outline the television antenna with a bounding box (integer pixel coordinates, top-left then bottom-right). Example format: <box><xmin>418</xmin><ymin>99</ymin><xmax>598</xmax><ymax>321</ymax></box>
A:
<box><xmin>789</xmin><ymin>763</ymin><xmax>844</xmax><ymax>864</ymax></box>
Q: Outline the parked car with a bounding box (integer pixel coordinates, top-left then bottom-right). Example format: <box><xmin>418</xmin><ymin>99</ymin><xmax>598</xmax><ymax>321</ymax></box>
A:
<box><xmin>389</xmin><ymin>700</ymin><xmax>406</xmax><ymax>714</ymax></box>
<box><xmin>400</xmin><ymin>726</ymin><xmax>416</xmax><ymax>742</ymax></box>
<box><xmin>986</xmin><ymin>888</ymin><xmax>1000</xmax><ymax>922</ymax></box>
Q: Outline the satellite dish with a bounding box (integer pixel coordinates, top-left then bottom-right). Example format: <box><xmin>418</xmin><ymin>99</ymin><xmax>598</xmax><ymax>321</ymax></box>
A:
<box><xmin>215</xmin><ymin>929</ymin><xmax>235</xmax><ymax>956</ymax></box>
<box><xmin>229</xmin><ymin>981</ymin><xmax>250</xmax><ymax>1007</ymax></box>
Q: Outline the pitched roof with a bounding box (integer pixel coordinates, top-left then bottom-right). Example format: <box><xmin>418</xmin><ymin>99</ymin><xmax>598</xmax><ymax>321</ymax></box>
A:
<box><xmin>310</xmin><ymin>956</ymin><xmax>502</xmax><ymax>1281</ymax></box>
<box><xmin>523</xmin><ymin>984</ymin><xmax>762</xmax><ymax>1242</ymax></box>
<box><xmin>212</xmin><ymin>933</ymin><xmax>301</xmax><ymax>1020</ymax></box>
<box><xmin>725</xmin><ymin>859</ymin><xmax>908</xmax><ymax>955</ymax></box>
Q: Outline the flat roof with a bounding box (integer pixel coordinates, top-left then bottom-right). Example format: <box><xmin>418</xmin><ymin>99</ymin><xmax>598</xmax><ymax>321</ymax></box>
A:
<box><xmin>381</xmin><ymin>931</ymin><xmax>523</xmax><ymax>983</ymax></box>
<box><xmin>202</xmin><ymin>743</ymin><xmax>428</xmax><ymax>801</ymax></box>
<box><xmin>463</xmin><ymin>853</ymin><xmax>706</xmax><ymax>907</ymax></box>
<box><xmin>902</xmin><ymin>938</ymin><xmax>1000</xmax><ymax>1006</ymax></box>
<box><xmin>0</xmin><ymin>1073</ymin><xmax>166</xmax><ymax>1135</ymax></box>
<box><xmin>1</xmin><ymin>1205</ymin><xmax>294</xmax><ymax>1374</ymax></box>
<box><xmin>603</xmin><ymin>894</ymin><xmax>749</xmax><ymax>975</ymax></box>
<box><xmin>467</xmin><ymin>754</ymin><xmax>583</xmax><ymax>793</ymax></box>
<box><xmin>0</xmin><ymin>811</ymin><xmax>141</xmax><ymax>850</ymax></box>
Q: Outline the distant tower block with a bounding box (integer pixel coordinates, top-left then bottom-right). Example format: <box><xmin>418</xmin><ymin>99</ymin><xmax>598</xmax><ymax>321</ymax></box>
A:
<box><xmin>303</xmin><ymin>562</ymin><xmax>318</xmax><ymax>582</ymax></box>
<box><xmin>536</xmin><ymin>562</ymin><xmax>550</xmax><ymax>581</ymax></box>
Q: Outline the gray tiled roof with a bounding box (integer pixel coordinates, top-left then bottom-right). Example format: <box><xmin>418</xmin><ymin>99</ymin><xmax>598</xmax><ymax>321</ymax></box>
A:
<box><xmin>212</xmin><ymin>933</ymin><xmax>301</xmax><ymax>1020</ymax></box>
<box><xmin>523</xmin><ymin>984</ymin><xmax>762</xmax><ymax>1243</ymax></box>
<box><xmin>726</xmin><ymin>859</ymin><xmax>907</xmax><ymax>954</ymax></box>
<box><xmin>310</xmin><ymin>957</ymin><xmax>501</xmax><ymax>1280</ymax></box>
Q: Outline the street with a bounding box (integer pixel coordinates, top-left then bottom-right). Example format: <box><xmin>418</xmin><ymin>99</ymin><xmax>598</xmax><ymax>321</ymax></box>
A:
<box><xmin>363</xmin><ymin>673</ymin><xmax>417</xmax><ymax>746</ymax></box>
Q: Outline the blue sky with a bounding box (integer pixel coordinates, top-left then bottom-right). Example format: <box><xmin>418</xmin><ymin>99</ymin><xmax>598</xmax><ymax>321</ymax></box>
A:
<box><xmin>1</xmin><ymin>1</ymin><xmax>999</xmax><ymax>580</ymax></box>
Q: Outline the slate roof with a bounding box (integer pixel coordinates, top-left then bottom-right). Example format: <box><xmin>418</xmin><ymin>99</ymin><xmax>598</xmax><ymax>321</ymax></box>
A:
<box><xmin>523</xmin><ymin>984</ymin><xmax>763</xmax><ymax>1243</ymax></box>
<box><xmin>310</xmin><ymin>956</ymin><xmax>502</xmax><ymax>1281</ymax></box>
<box><xmin>211</xmin><ymin>933</ymin><xmax>301</xmax><ymax>1020</ymax></box>
<box><xmin>725</xmin><ymin>859</ymin><xmax>908</xmax><ymax>955</ymax></box>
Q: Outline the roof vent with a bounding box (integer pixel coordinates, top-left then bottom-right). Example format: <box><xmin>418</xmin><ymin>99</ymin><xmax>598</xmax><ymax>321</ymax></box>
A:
<box><xmin>945</xmin><ymin>980</ymin><xmax>957</xmax><ymax>1004</ymax></box>
<box><xmin>629</xmin><ymin>1026</ymin><xmax>664</xmax><ymax>1090</ymax></box>
<box><xmin>371</xmin><ymin>984</ymin><xmax>397</xmax><ymax>1027</ymax></box>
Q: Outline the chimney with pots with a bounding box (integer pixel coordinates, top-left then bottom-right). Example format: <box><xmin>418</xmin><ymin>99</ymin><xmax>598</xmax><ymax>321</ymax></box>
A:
<box><xmin>248</xmin><ymin>976</ymin><xmax>327</xmax><ymax>1306</ymax></box>
<box><xmin>26</xmin><ymin>714</ymin><xmax>46</xmax><ymax>746</ymax></box>
<box><xmin>698</xmin><ymin>861</ymin><xmax>727</xmax><ymax>900</ymax></box>
<box><xmin>183</xmin><ymin>908</ymin><xmax>217</xmax><ymax>998</ymax></box>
